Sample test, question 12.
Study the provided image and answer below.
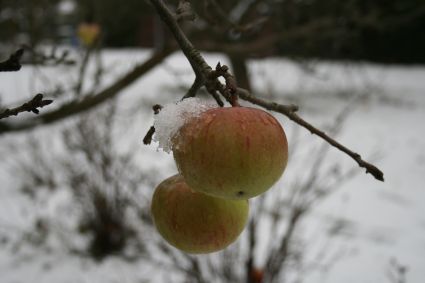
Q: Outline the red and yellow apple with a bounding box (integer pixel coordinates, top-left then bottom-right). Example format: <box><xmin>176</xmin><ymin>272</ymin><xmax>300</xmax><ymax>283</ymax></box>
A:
<box><xmin>172</xmin><ymin>107</ymin><xmax>288</xmax><ymax>199</ymax></box>
<box><xmin>151</xmin><ymin>174</ymin><xmax>249</xmax><ymax>254</ymax></box>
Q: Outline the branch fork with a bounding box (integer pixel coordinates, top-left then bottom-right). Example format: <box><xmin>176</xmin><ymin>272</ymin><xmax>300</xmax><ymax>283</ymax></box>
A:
<box><xmin>146</xmin><ymin>0</ymin><xmax>384</xmax><ymax>181</ymax></box>
<box><xmin>0</xmin><ymin>94</ymin><xmax>53</xmax><ymax>120</ymax></box>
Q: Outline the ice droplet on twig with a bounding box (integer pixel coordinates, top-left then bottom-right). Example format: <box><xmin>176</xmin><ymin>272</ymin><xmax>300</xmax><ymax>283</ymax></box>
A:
<box><xmin>153</xmin><ymin>98</ymin><xmax>216</xmax><ymax>153</ymax></box>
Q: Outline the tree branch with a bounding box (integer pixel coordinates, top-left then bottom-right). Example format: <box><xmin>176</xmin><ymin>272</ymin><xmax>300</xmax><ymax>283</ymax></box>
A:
<box><xmin>147</xmin><ymin>0</ymin><xmax>384</xmax><ymax>181</ymax></box>
<box><xmin>181</xmin><ymin>75</ymin><xmax>205</xmax><ymax>100</ymax></box>
<box><xmin>150</xmin><ymin>0</ymin><xmax>211</xmax><ymax>76</ymax></box>
<box><xmin>246</xmin><ymin>218</ymin><xmax>257</xmax><ymax>283</ymax></box>
<box><xmin>176</xmin><ymin>0</ymin><xmax>196</xmax><ymax>22</ymax></box>
<box><xmin>197</xmin><ymin>18</ymin><xmax>336</xmax><ymax>56</ymax></box>
<box><xmin>196</xmin><ymin>6</ymin><xmax>425</xmax><ymax>57</ymax></box>
<box><xmin>236</xmin><ymin>89</ymin><xmax>384</xmax><ymax>181</ymax></box>
<box><xmin>0</xmin><ymin>48</ymin><xmax>174</xmax><ymax>135</ymax></box>
<box><xmin>0</xmin><ymin>94</ymin><xmax>53</xmax><ymax>120</ymax></box>
<box><xmin>0</xmin><ymin>49</ymin><xmax>24</xmax><ymax>72</ymax></box>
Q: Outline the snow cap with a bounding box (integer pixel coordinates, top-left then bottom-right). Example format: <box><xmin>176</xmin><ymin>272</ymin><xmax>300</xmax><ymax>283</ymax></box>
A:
<box><xmin>153</xmin><ymin>98</ymin><xmax>216</xmax><ymax>153</ymax></box>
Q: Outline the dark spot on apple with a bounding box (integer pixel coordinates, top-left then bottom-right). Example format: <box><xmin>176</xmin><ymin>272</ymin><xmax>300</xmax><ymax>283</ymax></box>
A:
<box><xmin>237</xmin><ymin>191</ymin><xmax>244</xmax><ymax>197</ymax></box>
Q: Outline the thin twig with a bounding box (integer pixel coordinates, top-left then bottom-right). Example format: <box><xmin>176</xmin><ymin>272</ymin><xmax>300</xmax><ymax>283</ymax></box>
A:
<box><xmin>246</xmin><ymin>218</ymin><xmax>257</xmax><ymax>283</ymax></box>
<box><xmin>236</xmin><ymin>89</ymin><xmax>384</xmax><ymax>181</ymax></box>
<box><xmin>236</xmin><ymin>88</ymin><xmax>299</xmax><ymax>113</ymax></box>
<box><xmin>204</xmin><ymin>0</ymin><xmax>268</xmax><ymax>34</ymax></box>
<box><xmin>0</xmin><ymin>49</ymin><xmax>24</xmax><ymax>72</ymax></box>
<box><xmin>0</xmin><ymin>94</ymin><xmax>53</xmax><ymax>120</ymax></box>
<box><xmin>22</xmin><ymin>45</ymin><xmax>75</xmax><ymax>66</ymax></box>
<box><xmin>143</xmin><ymin>104</ymin><xmax>164</xmax><ymax>145</ymax></box>
<box><xmin>181</xmin><ymin>76</ymin><xmax>205</xmax><ymax>100</ymax></box>
<box><xmin>208</xmin><ymin>63</ymin><xmax>239</xmax><ymax>106</ymax></box>
<box><xmin>74</xmin><ymin>48</ymin><xmax>92</xmax><ymax>96</ymax></box>
<box><xmin>265</xmin><ymin>207</ymin><xmax>305</xmax><ymax>283</ymax></box>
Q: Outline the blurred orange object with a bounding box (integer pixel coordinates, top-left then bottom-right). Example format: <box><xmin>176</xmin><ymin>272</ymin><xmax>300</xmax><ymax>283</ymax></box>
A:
<box><xmin>77</xmin><ymin>23</ymin><xmax>100</xmax><ymax>47</ymax></box>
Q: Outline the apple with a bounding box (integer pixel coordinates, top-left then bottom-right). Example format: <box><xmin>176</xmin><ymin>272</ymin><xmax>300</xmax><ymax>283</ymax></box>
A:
<box><xmin>151</xmin><ymin>174</ymin><xmax>249</xmax><ymax>254</ymax></box>
<box><xmin>172</xmin><ymin>106</ymin><xmax>288</xmax><ymax>199</ymax></box>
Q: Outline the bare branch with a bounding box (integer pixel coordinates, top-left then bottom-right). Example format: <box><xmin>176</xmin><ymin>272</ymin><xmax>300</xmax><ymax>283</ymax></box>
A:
<box><xmin>198</xmin><ymin>18</ymin><xmax>335</xmax><ymax>56</ymax></box>
<box><xmin>203</xmin><ymin>0</ymin><xmax>238</xmax><ymax>30</ymax></box>
<box><xmin>208</xmin><ymin>63</ymin><xmax>239</xmax><ymax>106</ymax></box>
<box><xmin>22</xmin><ymin>45</ymin><xmax>75</xmax><ymax>66</ymax></box>
<box><xmin>236</xmin><ymin>89</ymin><xmax>384</xmax><ymax>181</ymax></box>
<box><xmin>265</xmin><ymin>207</ymin><xmax>305</xmax><ymax>282</ymax></box>
<box><xmin>0</xmin><ymin>49</ymin><xmax>24</xmax><ymax>72</ymax></box>
<box><xmin>149</xmin><ymin>0</ymin><xmax>211</xmax><ymax>76</ymax></box>
<box><xmin>197</xmin><ymin>7</ymin><xmax>425</xmax><ymax>56</ymax></box>
<box><xmin>0</xmin><ymin>94</ymin><xmax>53</xmax><ymax>120</ymax></box>
<box><xmin>203</xmin><ymin>0</ymin><xmax>268</xmax><ymax>34</ymax></box>
<box><xmin>0</xmin><ymin>48</ymin><xmax>174</xmax><ymax>134</ymax></box>
<box><xmin>147</xmin><ymin>0</ymin><xmax>384</xmax><ymax>181</ymax></box>
<box><xmin>246</xmin><ymin>219</ymin><xmax>257</xmax><ymax>283</ymax></box>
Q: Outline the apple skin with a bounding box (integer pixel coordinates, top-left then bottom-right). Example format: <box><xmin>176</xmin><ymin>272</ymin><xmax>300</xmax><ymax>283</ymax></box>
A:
<box><xmin>172</xmin><ymin>107</ymin><xmax>288</xmax><ymax>200</ymax></box>
<box><xmin>151</xmin><ymin>174</ymin><xmax>249</xmax><ymax>254</ymax></box>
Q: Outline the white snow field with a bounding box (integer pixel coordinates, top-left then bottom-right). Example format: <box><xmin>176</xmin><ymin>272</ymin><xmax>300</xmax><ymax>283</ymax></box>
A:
<box><xmin>0</xmin><ymin>49</ymin><xmax>424</xmax><ymax>283</ymax></box>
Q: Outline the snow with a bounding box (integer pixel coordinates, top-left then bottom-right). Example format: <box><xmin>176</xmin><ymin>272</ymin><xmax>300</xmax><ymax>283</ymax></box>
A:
<box><xmin>0</xmin><ymin>48</ymin><xmax>425</xmax><ymax>282</ymax></box>
<box><xmin>153</xmin><ymin>97</ymin><xmax>216</xmax><ymax>153</ymax></box>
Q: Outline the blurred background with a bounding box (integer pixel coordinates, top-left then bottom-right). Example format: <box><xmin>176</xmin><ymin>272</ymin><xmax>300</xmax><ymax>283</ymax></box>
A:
<box><xmin>0</xmin><ymin>0</ymin><xmax>424</xmax><ymax>282</ymax></box>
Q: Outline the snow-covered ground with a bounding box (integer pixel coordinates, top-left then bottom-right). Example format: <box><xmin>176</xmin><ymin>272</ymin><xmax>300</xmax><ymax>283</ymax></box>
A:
<box><xmin>0</xmin><ymin>49</ymin><xmax>424</xmax><ymax>283</ymax></box>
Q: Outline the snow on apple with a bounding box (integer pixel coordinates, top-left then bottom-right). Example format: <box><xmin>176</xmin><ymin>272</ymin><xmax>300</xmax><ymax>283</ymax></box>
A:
<box><xmin>153</xmin><ymin>97</ymin><xmax>216</xmax><ymax>153</ymax></box>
